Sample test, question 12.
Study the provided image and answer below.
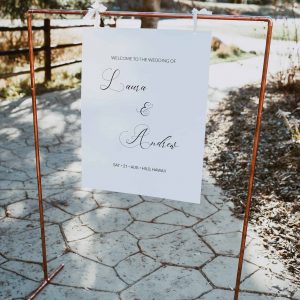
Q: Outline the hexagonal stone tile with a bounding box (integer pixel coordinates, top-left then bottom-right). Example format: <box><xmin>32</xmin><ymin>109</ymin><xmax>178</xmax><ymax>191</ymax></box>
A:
<box><xmin>59</xmin><ymin>132</ymin><xmax>81</xmax><ymax>146</ymax></box>
<box><xmin>202</xmin><ymin>169</ymin><xmax>216</xmax><ymax>182</ymax></box>
<box><xmin>49</xmin><ymin>190</ymin><xmax>97</xmax><ymax>215</ymax></box>
<box><xmin>0</xmin><ymin>189</ymin><xmax>26</xmax><ymax>205</ymax></box>
<box><xmin>28</xmin><ymin>206</ymin><xmax>73</xmax><ymax>223</ymax></box>
<box><xmin>2</xmin><ymin>155</ymin><xmax>53</xmax><ymax>176</ymax></box>
<box><xmin>0</xmin><ymin>269</ymin><xmax>37</xmax><ymax>299</ymax></box>
<box><xmin>0</xmin><ymin>147</ymin><xmax>16</xmax><ymax>162</ymax></box>
<box><xmin>241</xmin><ymin>269</ymin><xmax>298</xmax><ymax>297</ymax></box>
<box><xmin>45</xmin><ymin>153</ymin><xmax>80</xmax><ymax>172</ymax></box>
<box><xmin>26</xmin><ymin>188</ymin><xmax>65</xmax><ymax>200</ymax></box>
<box><xmin>0</xmin><ymin>127</ymin><xmax>22</xmax><ymax>140</ymax></box>
<box><xmin>205</xmin><ymin>195</ymin><xmax>228</xmax><ymax>209</ymax></box>
<box><xmin>33</xmin><ymin>135</ymin><xmax>63</xmax><ymax>149</ymax></box>
<box><xmin>244</xmin><ymin>235</ymin><xmax>290</xmax><ymax>277</ymax></box>
<box><xmin>203</xmin><ymin>232</ymin><xmax>250</xmax><ymax>256</ymax></box>
<box><xmin>239</xmin><ymin>292</ymin><xmax>290</xmax><ymax>299</ymax></box>
<box><xmin>0</xmin><ymin>165</ymin><xmax>28</xmax><ymax>181</ymax></box>
<box><xmin>39</xmin><ymin>285</ymin><xmax>119</xmax><ymax>300</ymax></box>
<box><xmin>36</xmin><ymin>110</ymin><xmax>65</xmax><ymax>134</ymax></box>
<box><xmin>7</xmin><ymin>199</ymin><xmax>51</xmax><ymax>218</ymax></box>
<box><xmin>48</xmin><ymin>143</ymin><xmax>77</xmax><ymax>154</ymax></box>
<box><xmin>0</xmin><ymin>180</ymin><xmax>24</xmax><ymax>189</ymax></box>
<box><xmin>201</xmin><ymin>183</ymin><xmax>224</xmax><ymax>197</ymax></box>
<box><xmin>0</xmin><ymin>207</ymin><xmax>5</xmax><ymax>219</ymax></box>
<box><xmin>28</xmin><ymin>171</ymin><xmax>81</xmax><ymax>188</ymax></box>
<box><xmin>202</xmin><ymin>256</ymin><xmax>258</xmax><ymax>289</ymax></box>
<box><xmin>141</xmin><ymin>195</ymin><xmax>163</xmax><ymax>203</ymax></box>
<box><xmin>0</xmin><ymin>254</ymin><xmax>7</xmax><ymax>265</ymax></box>
<box><xmin>80</xmin><ymin>207</ymin><xmax>132</xmax><ymax>233</ymax></box>
<box><xmin>154</xmin><ymin>210</ymin><xmax>198</xmax><ymax>226</ymax></box>
<box><xmin>1</xmin><ymin>260</ymin><xmax>43</xmax><ymax>281</ymax></box>
<box><xmin>127</xmin><ymin>221</ymin><xmax>182</xmax><ymax>239</ymax></box>
<box><xmin>94</xmin><ymin>192</ymin><xmax>142</xmax><ymax>209</ymax></box>
<box><xmin>69</xmin><ymin>231</ymin><xmax>138</xmax><ymax>266</ymax></box>
<box><xmin>0</xmin><ymin>224</ymin><xmax>66</xmax><ymax>262</ymax></box>
<box><xmin>163</xmin><ymin>196</ymin><xmax>218</xmax><ymax>219</ymax></box>
<box><xmin>140</xmin><ymin>228</ymin><xmax>214</xmax><ymax>267</ymax></box>
<box><xmin>1</xmin><ymin>142</ymin><xmax>29</xmax><ymax>155</ymax></box>
<box><xmin>121</xmin><ymin>266</ymin><xmax>212</xmax><ymax>300</ymax></box>
<box><xmin>49</xmin><ymin>252</ymin><xmax>127</xmax><ymax>292</ymax></box>
<box><xmin>129</xmin><ymin>202</ymin><xmax>173</xmax><ymax>222</ymax></box>
<box><xmin>41</xmin><ymin>113</ymin><xmax>65</xmax><ymax>131</ymax></box>
<box><xmin>194</xmin><ymin>209</ymin><xmax>243</xmax><ymax>236</ymax></box>
<box><xmin>62</xmin><ymin>217</ymin><xmax>94</xmax><ymax>242</ymax></box>
<box><xmin>197</xmin><ymin>289</ymin><xmax>234</xmax><ymax>299</ymax></box>
<box><xmin>196</xmin><ymin>289</ymin><xmax>285</xmax><ymax>300</ymax></box>
<box><xmin>244</xmin><ymin>238</ymin><xmax>275</xmax><ymax>269</ymax></box>
<box><xmin>115</xmin><ymin>253</ymin><xmax>161</xmax><ymax>284</ymax></box>
<box><xmin>0</xmin><ymin>218</ymin><xmax>39</xmax><ymax>236</ymax></box>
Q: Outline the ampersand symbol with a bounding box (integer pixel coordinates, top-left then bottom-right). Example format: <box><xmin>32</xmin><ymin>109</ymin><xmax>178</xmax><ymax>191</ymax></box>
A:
<box><xmin>138</xmin><ymin>102</ymin><xmax>153</xmax><ymax>117</ymax></box>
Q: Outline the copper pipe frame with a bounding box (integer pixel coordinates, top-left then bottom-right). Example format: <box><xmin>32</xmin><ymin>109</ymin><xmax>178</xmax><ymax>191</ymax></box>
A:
<box><xmin>26</xmin><ymin>13</ymin><xmax>64</xmax><ymax>300</ymax></box>
<box><xmin>26</xmin><ymin>9</ymin><xmax>272</xmax><ymax>300</ymax></box>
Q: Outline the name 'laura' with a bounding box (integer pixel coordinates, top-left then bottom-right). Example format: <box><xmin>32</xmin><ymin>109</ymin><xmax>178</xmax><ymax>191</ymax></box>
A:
<box><xmin>100</xmin><ymin>68</ymin><xmax>146</xmax><ymax>93</ymax></box>
<box><xmin>119</xmin><ymin>124</ymin><xmax>178</xmax><ymax>150</ymax></box>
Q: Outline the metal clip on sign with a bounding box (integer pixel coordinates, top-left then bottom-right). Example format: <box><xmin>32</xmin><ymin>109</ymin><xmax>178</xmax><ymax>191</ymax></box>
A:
<box><xmin>83</xmin><ymin>0</ymin><xmax>107</xmax><ymax>27</ymax></box>
<box><xmin>192</xmin><ymin>8</ymin><xmax>212</xmax><ymax>31</ymax></box>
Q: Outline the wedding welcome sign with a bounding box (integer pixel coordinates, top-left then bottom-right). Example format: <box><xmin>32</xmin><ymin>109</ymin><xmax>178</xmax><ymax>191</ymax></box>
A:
<box><xmin>81</xmin><ymin>28</ymin><xmax>211</xmax><ymax>203</ymax></box>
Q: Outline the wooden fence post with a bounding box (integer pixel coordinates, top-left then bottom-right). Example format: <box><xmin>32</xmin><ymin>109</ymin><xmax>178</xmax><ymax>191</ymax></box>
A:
<box><xmin>44</xmin><ymin>19</ymin><xmax>51</xmax><ymax>82</ymax></box>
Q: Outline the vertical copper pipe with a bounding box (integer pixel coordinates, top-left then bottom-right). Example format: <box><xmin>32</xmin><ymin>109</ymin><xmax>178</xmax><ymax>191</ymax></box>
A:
<box><xmin>234</xmin><ymin>19</ymin><xmax>273</xmax><ymax>300</ymax></box>
<box><xmin>27</xmin><ymin>13</ymin><xmax>48</xmax><ymax>280</ymax></box>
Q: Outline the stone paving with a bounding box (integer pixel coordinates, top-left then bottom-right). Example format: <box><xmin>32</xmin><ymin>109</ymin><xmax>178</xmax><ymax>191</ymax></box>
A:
<box><xmin>0</xmin><ymin>86</ymin><xmax>299</xmax><ymax>300</ymax></box>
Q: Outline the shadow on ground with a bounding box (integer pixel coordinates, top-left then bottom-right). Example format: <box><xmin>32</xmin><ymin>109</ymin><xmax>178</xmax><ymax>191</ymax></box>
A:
<box><xmin>205</xmin><ymin>82</ymin><xmax>300</xmax><ymax>282</ymax></box>
<box><xmin>0</xmin><ymin>88</ymin><xmax>299</xmax><ymax>299</ymax></box>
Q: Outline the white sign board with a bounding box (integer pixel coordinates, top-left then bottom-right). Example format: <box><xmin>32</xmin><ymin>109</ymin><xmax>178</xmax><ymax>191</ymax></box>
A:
<box><xmin>81</xmin><ymin>28</ymin><xmax>211</xmax><ymax>203</ymax></box>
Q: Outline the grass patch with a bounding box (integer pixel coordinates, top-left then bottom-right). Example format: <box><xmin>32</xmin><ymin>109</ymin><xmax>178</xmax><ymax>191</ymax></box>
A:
<box><xmin>211</xmin><ymin>50</ymin><xmax>256</xmax><ymax>64</ymax></box>
<box><xmin>210</xmin><ymin>39</ymin><xmax>257</xmax><ymax>64</ymax></box>
<box><xmin>0</xmin><ymin>67</ymin><xmax>81</xmax><ymax>100</ymax></box>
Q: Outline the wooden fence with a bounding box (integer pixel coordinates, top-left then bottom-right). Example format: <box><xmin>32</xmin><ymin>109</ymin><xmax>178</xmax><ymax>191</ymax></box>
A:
<box><xmin>0</xmin><ymin>19</ymin><xmax>90</xmax><ymax>81</ymax></box>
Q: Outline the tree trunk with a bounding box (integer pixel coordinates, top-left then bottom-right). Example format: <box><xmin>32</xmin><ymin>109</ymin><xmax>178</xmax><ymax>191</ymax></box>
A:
<box><xmin>141</xmin><ymin>0</ymin><xmax>161</xmax><ymax>29</ymax></box>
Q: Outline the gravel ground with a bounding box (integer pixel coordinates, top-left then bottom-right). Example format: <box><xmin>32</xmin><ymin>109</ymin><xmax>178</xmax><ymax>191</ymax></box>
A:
<box><xmin>205</xmin><ymin>76</ymin><xmax>300</xmax><ymax>282</ymax></box>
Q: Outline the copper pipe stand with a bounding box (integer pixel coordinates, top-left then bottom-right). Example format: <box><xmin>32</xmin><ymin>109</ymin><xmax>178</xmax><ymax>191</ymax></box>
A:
<box><xmin>26</xmin><ymin>264</ymin><xmax>64</xmax><ymax>300</ymax></box>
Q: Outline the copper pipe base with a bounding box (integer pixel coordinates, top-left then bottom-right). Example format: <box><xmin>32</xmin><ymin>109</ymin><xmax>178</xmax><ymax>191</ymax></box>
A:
<box><xmin>26</xmin><ymin>264</ymin><xmax>64</xmax><ymax>300</ymax></box>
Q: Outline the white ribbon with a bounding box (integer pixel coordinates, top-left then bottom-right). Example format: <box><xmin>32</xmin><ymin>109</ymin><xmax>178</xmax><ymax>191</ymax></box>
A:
<box><xmin>84</xmin><ymin>0</ymin><xmax>107</xmax><ymax>28</ymax></box>
<box><xmin>192</xmin><ymin>8</ymin><xmax>212</xmax><ymax>31</ymax></box>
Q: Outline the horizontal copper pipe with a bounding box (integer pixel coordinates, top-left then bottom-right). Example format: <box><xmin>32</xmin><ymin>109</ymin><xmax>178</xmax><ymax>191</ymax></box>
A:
<box><xmin>27</xmin><ymin>9</ymin><xmax>272</xmax><ymax>24</ymax></box>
